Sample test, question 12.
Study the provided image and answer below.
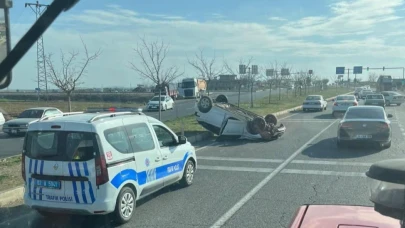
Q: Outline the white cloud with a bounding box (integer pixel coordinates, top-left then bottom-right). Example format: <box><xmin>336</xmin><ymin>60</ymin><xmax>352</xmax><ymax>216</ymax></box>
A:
<box><xmin>268</xmin><ymin>17</ymin><xmax>286</xmax><ymax>21</ymax></box>
<box><xmin>8</xmin><ymin>0</ymin><xmax>405</xmax><ymax>89</ymax></box>
<box><xmin>211</xmin><ymin>13</ymin><xmax>225</xmax><ymax>19</ymax></box>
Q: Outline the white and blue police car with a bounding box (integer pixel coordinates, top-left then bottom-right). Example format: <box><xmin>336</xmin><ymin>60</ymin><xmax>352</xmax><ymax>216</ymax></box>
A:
<box><xmin>22</xmin><ymin>111</ymin><xmax>197</xmax><ymax>224</ymax></box>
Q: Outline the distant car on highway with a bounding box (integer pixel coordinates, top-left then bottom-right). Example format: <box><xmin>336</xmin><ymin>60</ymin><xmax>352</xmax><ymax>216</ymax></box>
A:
<box><xmin>354</xmin><ymin>87</ymin><xmax>364</xmax><ymax>98</ymax></box>
<box><xmin>359</xmin><ymin>89</ymin><xmax>373</xmax><ymax>99</ymax></box>
<box><xmin>195</xmin><ymin>95</ymin><xmax>286</xmax><ymax>141</ymax></box>
<box><xmin>2</xmin><ymin>107</ymin><xmax>62</xmax><ymax>136</ymax></box>
<box><xmin>381</xmin><ymin>91</ymin><xmax>405</xmax><ymax>106</ymax></box>
<box><xmin>146</xmin><ymin>95</ymin><xmax>174</xmax><ymax>111</ymax></box>
<box><xmin>302</xmin><ymin>95</ymin><xmax>328</xmax><ymax>112</ymax></box>
<box><xmin>364</xmin><ymin>94</ymin><xmax>385</xmax><ymax>108</ymax></box>
<box><xmin>332</xmin><ymin>95</ymin><xmax>358</xmax><ymax>117</ymax></box>
<box><xmin>337</xmin><ymin>106</ymin><xmax>393</xmax><ymax>149</ymax></box>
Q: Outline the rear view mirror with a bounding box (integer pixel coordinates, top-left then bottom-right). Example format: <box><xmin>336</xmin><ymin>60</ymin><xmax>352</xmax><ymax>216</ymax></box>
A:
<box><xmin>0</xmin><ymin>0</ymin><xmax>79</xmax><ymax>90</ymax></box>
<box><xmin>178</xmin><ymin>135</ymin><xmax>187</xmax><ymax>144</ymax></box>
<box><xmin>387</xmin><ymin>114</ymin><xmax>393</xmax><ymax>118</ymax></box>
<box><xmin>0</xmin><ymin>0</ymin><xmax>12</xmax><ymax>89</ymax></box>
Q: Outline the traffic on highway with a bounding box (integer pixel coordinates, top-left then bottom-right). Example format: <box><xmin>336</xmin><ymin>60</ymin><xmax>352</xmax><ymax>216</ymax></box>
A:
<box><xmin>2</xmin><ymin>0</ymin><xmax>405</xmax><ymax>227</ymax></box>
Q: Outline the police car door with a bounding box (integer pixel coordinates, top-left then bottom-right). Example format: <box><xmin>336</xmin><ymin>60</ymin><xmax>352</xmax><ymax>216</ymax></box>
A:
<box><xmin>122</xmin><ymin>120</ymin><xmax>164</xmax><ymax>198</ymax></box>
<box><xmin>151</xmin><ymin>124</ymin><xmax>186</xmax><ymax>186</ymax></box>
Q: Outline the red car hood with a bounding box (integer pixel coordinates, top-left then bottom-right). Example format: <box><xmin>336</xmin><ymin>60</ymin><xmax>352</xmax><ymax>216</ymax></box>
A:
<box><xmin>290</xmin><ymin>205</ymin><xmax>399</xmax><ymax>228</ymax></box>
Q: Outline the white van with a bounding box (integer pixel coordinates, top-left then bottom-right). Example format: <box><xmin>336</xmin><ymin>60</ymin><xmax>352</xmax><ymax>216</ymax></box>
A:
<box><xmin>22</xmin><ymin>112</ymin><xmax>197</xmax><ymax>224</ymax></box>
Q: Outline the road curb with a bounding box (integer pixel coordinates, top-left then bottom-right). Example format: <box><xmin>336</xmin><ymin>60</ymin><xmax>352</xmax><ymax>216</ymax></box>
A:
<box><xmin>0</xmin><ymin>186</ymin><xmax>24</xmax><ymax>207</ymax></box>
<box><xmin>271</xmin><ymin>91</ymin><xmax>353</xmax><ymax>118</ymax></box>
<box><xmin>0</xmin><ymin>131</ymin><xmax>214</xmax><ymax>206</ymax></box>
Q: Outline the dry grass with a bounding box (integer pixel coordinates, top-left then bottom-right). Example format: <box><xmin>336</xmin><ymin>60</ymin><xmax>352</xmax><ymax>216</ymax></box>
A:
<box><xmin>164</xmin><ymin>115</ymin><xmax>206</xmax><ymax>136</ymax></box>
<box><xmin>0</xmin><ymin>156</ymin><xmax>23</xmax><ymax>192</ymax></box>
<box><xmin>0</xmin><ymin>101</ymin><xmax>143</xmax><ymax>116</ymax></box>
<box><xmin>239</xmin><ymin>87</ymin><xmax>351</xmax><ymax>116</ymax></box>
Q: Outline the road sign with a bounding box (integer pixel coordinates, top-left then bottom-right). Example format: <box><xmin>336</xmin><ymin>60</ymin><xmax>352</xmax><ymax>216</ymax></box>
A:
<box><xmin>251</xmin><ymin>65</ymin><xmax>258</xmax><ymax>74</ymax></box>
<box><xmin>239</xmin><ymin>65</ymin><xmax>246</xmax><ymax>74</ymax></box>
<box><xmin>281</xmin><ymin>68</ymin><xmax>290</xmax><ymax>76</ymax></box>
<box><xmin>308</xmin><ymin>70</ymin><xmax>313</xmax><ymax>74</ymax></box>
<box><xmin>336</xmin><ymin>67</ymin><xmax>345</xmax><ymax>74</ymax></box>
<box><xmin>266</xmin><ymin>69</ymin><xmax>274</xmax><ymax>77</ymax></box>
<box><xmin>35</xmin><ymin>88</ymin><xmax>40</xmax><ymax>91</ymax></box>
<box><xmin>353</xmin><ymin>66</ymin><xmax>362</xmax><ymax>74</ymax></box>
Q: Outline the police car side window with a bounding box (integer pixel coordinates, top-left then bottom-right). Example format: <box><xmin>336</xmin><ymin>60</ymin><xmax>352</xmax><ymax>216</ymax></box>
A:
<box><xmin>104</xmin><ymin>126</ymin><xmax>131</xmax><ymax>153</ymax></box>
<box><xmin>124</xmin><ymin>123</ymin><xmax>155</xmax><ymax>153</ymax></box>
<box><xmin>152</xmin><ymin>125</ymin><xmax>176</xmax><ymax>147</ymax></box>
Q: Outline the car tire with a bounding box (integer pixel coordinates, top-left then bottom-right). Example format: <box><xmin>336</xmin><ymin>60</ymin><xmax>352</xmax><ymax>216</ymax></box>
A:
<box><xmin>332</xmin><ymin>112</ymin><xmax>336</xmax><ymax>118</ymax></box>
<box><xmin>114</xmin><ymin>186</ymin><xmax>136</xmax><ymax>224</ymax></box>
<box><xmin>264</xmin><ymin>114</ymin><xmax>277</xmax><ymax>125</ymax></box>
<box><xmin>385</xmin><ymin>141</ymin><xmax>392</xmax><ymax>148</ymax></box>
<box><xmin>320</xmin><ymin>108</ymin><xmax>323</xmax><ymax>112</ymax></box>
<box><xmin>324</xmin><ymin>106</ymin><xmax>327</xmax><ymax>110</ymax></box>
<box><xmin>198</xmin><ymin>96</ymin><xmax>213</xmax><ymax>113</ymax></box>
<box><xmin>215</xmin><ymin>94</ymin><xmax>228</xmax><ymax>103</ymax></box>
<box><xmin>180</xmin><ymin>160</ymin><xmax>195</xmax><ymax>187</ymax></box>
<box><xmin>386</xmin><ymin>101</ymin><xmax>390</xmax><ymax>106</ymax></box>
<box><xmin>165</xmin><ymin>105</ymin><xmax>167</xmax><ymax>111</ymax></box>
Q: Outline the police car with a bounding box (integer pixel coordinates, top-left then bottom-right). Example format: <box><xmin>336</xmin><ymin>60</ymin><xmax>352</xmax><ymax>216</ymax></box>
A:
<box><xmin>22</xmin><ymin>111</ymin><xmax>197</xmax><ymax>224</ymax></box>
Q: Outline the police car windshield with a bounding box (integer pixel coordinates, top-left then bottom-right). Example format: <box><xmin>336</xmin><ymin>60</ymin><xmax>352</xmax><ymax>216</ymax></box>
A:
<box><xmin>25</xmin><ymin>131</ymin><xmax>98</xmax><ymax>161</ymax></box>
<box><xmin>18</xmin><ymin>110</ymin><xmax>44</xmax><ymax>118</ymax></box>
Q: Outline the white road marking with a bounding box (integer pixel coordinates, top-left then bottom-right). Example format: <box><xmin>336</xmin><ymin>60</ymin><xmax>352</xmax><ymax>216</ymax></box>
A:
<box><xmin>278</xmin><ymin>113</ymin><xmax>299</xmax><ymax>120</ymax></box>
<box><xmin>198</xmin><ymin>156</ymin><xmax>283</xmax><ymax>163</ymax></box>
<box><xmin>281</xmin><ymin>169</ymin><xmax>366</xmax><ymax>177</ymax></box>
<box><xmin>198</xmin><ymin>165</ymin><xmax>273</xmax><ymax>173</ymax></box>
<box><xmin>196</xmin><ymin>142</ymin><xmax>219</xmax><ymax>151</ymax></box>
<box><xmin>282</xmin><ymin>120</ymin><xmax>334</xmax><ymax>123</ymax></box>
<box><xmin>210</xmin><ymin>119</ymin><xmax>338</xmax><ymax>228</ymax></box>
<box><xmin>198</xmin><ymin>156</ymin><xmax>372</xmax><ymax>167</ymax></box>
<box><xmin>198</xmin><ymin>165</ymin><xmax>365</xmax><ymax>177</ymax></box>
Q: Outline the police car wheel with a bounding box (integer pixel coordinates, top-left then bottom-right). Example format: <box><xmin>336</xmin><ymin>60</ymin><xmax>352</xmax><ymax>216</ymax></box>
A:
<box><xmin>180</xmin><ymin>160</ymin><xmax>195</xmax><ymax>187</ymax></box>
<box><xmin>114</xmin><ymin>187</ymin><xmax>136</xmax><ymax>224</ymax></box>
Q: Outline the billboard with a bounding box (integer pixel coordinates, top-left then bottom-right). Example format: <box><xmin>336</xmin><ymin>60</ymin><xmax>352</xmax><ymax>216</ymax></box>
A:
<box><xmin>251</xmin><ymin>65</ymin><xmax>258</xmax><ymax>74</ymax></box>
<box><xmin>239</xmin><ymin>65</ymin><xmax>246</xmax><ymax>74</ymax></box>
<box><xmin>336</xmin><ymin>67</ymin><xmax>345</xmax><ymax>74</ymax></box>
<box><xmin>353</xmin><ymin>66</ymin><xmax>362</xmax><ymax>74</ymax></box>
<box><xmin>281</xmin><ymin>68</ymin><xmax>290</xmax><ymax>76</ymax></box>
<box><xmin>266</xmin><ymin>69</ymin><xmax>274</xmax><ymax>77</ymax></box>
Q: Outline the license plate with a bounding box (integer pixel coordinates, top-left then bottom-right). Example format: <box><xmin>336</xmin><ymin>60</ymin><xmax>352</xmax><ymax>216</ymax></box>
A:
<box><xmin>35</xmin><ymin>180</ymin><xmax>61</xmax><ymax>189</ymax></box>
<box><xmin>11</xmin><ymin>130</ymin><xmax>17</xmax><ymax>134</ymax></box>
<box><xmin>355</xmin><ymin>135</ymin><xmax>372</xmax><ymax>139</ymax></box>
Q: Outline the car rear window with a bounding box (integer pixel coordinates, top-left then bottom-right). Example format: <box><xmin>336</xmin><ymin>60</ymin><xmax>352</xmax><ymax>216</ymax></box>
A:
<box><xmin>306</xmin><ymin>96</ymin><xmax>321</xmax><ymax>100</ymax></box>
<box><xmin>337</xmin><ymin>96</ymin><xmax>355</xmax><ymax>101</ymax></box>
<box><xmin>24</xmin><ymin>131</ymin><xmax>99</xmax><ymax>161</ymax></box>
<box><xmin>18</xmin><ymin>110</ymin><xmax>44</xmax><ymax>118</ymax></box>
<box><xmin>366</xmin><ymin>94</ymin><xmax>383</xmax><ymax>99</ymax></box>
<box><xmin>344</xmin><ymin>108</ymin><xmax>385</xmax><ymax>119</ymax></box>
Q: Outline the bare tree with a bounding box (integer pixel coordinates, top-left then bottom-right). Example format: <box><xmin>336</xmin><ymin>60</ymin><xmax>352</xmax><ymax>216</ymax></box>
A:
<box><xmin>129</xmin><ymin>37</ymin><xmax>183</xmax><ymax>120</ymax></box>
<box><xmin>368</xmin><ymin>72</ymin><xmax>378</xmax><ymax>83</ymax></box>
<box><xmin>188</xmin><ymin>49</ymin><xmax>223</xmax><ymax>95</ymax></box>
<box><xmin>223</xmin><ymin>57</ymin><xmax>254</xmax><ymax>106</ymax></box>
<box><xmin>45</xmin><ymin>38</ymin><xmax>101</xmax><ymax>112</ymax></box>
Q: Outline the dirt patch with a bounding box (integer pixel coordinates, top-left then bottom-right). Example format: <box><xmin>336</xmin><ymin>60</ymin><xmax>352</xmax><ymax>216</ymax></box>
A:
<box><xmin>0</xmin><ymin>156</ymin><xmax>24</xmax><ymax>192</ymax></box>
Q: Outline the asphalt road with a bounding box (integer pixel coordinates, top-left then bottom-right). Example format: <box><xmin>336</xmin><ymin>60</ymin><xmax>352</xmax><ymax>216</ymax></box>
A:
<box><xmin>1</xmin><ymin>99</ymin><xmax>405</xmax><ymax>227</ymax></box>
<box><xmin>0</xmin><ymin>88</ymin><xmax>287</xmax><ymax>158</ymax></box>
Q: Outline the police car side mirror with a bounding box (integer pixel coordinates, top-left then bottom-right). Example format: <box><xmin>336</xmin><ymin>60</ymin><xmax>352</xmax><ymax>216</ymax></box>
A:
<box><xmin>387</xmin><ymin>114</ymin><xmax>393</xmax><ymax>118</ymax></box>
<box><xmin>178</xmin><ymin>135</ymin><xmax>187</xmax><ymax>144</ymax></box>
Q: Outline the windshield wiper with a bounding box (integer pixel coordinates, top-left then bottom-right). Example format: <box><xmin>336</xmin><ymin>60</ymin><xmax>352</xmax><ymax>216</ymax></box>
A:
<box><xmin>0</xmin><ymin>0</ymin><xmax>80</xmax><ymax>89</ymax></box>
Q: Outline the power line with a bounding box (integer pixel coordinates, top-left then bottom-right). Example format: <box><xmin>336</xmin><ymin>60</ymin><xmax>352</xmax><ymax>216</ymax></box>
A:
<box><xmin>25</xmin><ymin>1</ymin><xmax>49</xmax><ymax>102</ymax></box>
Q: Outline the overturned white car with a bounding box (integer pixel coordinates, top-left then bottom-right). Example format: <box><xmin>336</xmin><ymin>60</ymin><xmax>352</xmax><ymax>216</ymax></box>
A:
<box><xmin>195</xmin><ymin>95</ymin><xmax>286</xmax><ymax>141</ymax></box>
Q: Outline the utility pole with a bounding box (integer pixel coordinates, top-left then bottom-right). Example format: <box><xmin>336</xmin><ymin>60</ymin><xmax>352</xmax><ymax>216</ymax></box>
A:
<box><xmin>25</xmin><ymin>1</ymin><xmax>49</xmax><ymax>102</ymax></box>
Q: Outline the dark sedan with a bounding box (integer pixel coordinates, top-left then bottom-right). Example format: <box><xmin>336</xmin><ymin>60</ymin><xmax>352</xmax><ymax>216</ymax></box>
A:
<box><xmin>337</xmin><ymin>106</ymin><xmax>393</xmax><ymax>149</ymax></box>
<box><xmin>364</xmin><ymin>94</ymin><xmax>385</xmax><ymax>108</ymax></box>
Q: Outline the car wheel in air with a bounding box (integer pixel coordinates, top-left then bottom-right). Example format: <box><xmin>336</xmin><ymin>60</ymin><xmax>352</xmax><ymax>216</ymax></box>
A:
<box><xmin>385</xmin><ymin>141</ymin><xmax>392</xmax><ymax>148</ymax></box>
<box><xmin>251</xmin><ymin>117</ymin><xmax>266</xmax><ymax>134</ymax></box>
<box><xmin>114</xmin><ymin>186</ymin><xmax>136</xmax><ymax>224</ymax></box>
<box><xmin>197</xmin><ymin>96</ymin><xmax>213</xmax><ymax>113</ymax></box>
<box><xmin>264</xmin><ymin>114</ymin><xmax>277</xmax><ymax>126</ymax></box>
<box><xmin>215</xmin><ymin>94</ymin><xmax>228</xmax><ymax>103</ymax></box>
<box><xmin>180</xmin><ymin>160</ymin><xmax>195</xmax><ymax>187</ymax></box>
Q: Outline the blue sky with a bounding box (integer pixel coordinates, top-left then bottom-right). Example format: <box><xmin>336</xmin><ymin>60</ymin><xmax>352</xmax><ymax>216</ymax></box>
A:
<box><xmin>6</xmin><ymin>0</ymin><xmax>405</xmax><ymax>89</ymax></box>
